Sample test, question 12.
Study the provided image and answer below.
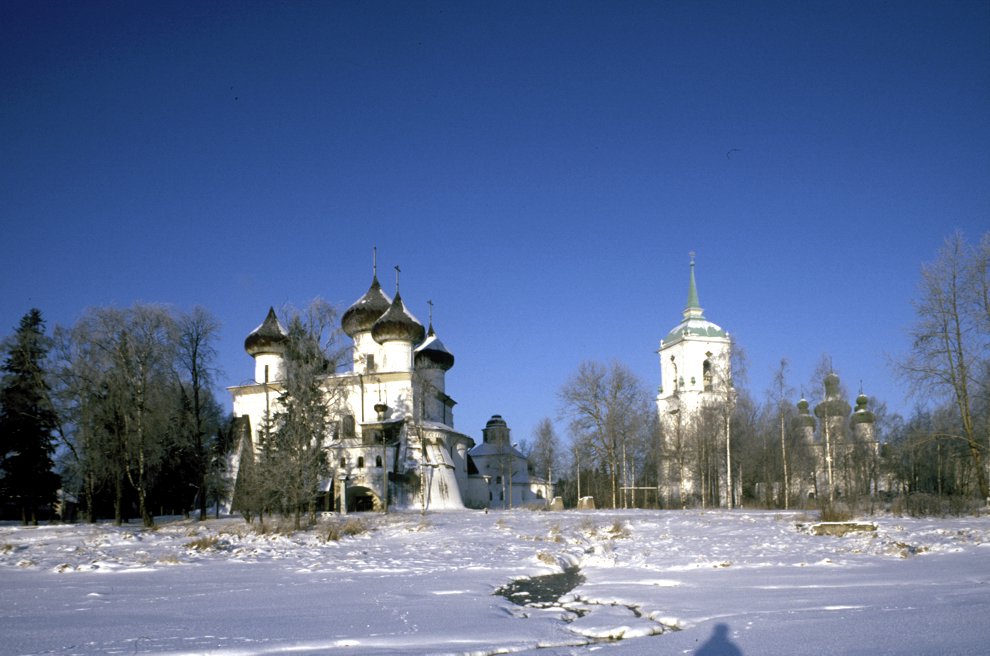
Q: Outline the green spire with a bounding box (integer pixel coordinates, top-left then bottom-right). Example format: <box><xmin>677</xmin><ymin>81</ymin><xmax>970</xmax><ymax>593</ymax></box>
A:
<box><xmin>686</xmin><ymin>252</ymin><xmax>699</xmax><ymax>308</ymax></box>
<box><xmin>683</xmin><ymin>252</ymin><xmax>704</xmax><ymax>319</ymax></box>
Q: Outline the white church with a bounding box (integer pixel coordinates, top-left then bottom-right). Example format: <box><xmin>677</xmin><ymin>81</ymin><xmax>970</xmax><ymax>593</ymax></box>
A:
<box><xmin>228</xmin><ymin>260</ymin><xmax>550</xmax><ymax>513</ymax></box>
<box><xmin>656</xmin><ymin>254</ymin><xmax>734</xmax><ymax>507</ymax></box>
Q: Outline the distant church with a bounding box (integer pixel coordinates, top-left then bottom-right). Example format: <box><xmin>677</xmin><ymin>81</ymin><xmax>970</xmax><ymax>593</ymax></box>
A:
<box><xmin>228</xmin><ymin>257</ymin><xmax>550</xmax><ymax>513</ymax></box>
<box><xmin>792</xmin><ymin>373</ymin><xmax>877</xmax><ymax>502</ymax></box>
<box><xmin>656</xmin><ymin>254</ymin><xmax>878</xmax><ymax>507</ymax></box>
<box><xmin>656</xmin><ymin>254</ymin><xmax>733</xmax><ymax>507</ymax></box>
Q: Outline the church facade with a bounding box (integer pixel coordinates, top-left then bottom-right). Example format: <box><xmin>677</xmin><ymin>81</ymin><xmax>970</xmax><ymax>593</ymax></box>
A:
<box><xmin>228</xmin><ymin>263</ymin><xmax>549</xmax><ymax>513</ymax></box>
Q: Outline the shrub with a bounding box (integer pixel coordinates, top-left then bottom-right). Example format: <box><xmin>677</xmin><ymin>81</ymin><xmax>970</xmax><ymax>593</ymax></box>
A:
<box><xmin>818</xmin><ymin>503</ymin><xmax>853</xmax><ymax>522</ymax></box>
<box><xmin>324</xmin><ymin>518</ymin><xmax>367</xmax><ymax>542</ymax></box>
<box><xmin>608</xmin><ymin>519</ymin><xmax>631</xmax><ymax>538</ymax></box>
<box><xmin>185</xmin><ymin>535</ymin><xmax>221</xmax><ymax>551</ymax></box>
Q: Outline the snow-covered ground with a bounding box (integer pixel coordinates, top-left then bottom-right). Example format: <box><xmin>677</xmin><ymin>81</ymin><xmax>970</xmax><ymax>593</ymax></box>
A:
<box><xmin>2</xmin><ymin>509</ymin><xmax>988</xmax><ymax>655</ymax></box>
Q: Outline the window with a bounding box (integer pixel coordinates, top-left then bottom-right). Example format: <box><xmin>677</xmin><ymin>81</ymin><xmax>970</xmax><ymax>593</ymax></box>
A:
<box><xmin>703</xmin><ymin>359</ymin><xmax>713</xmax><ymax>392</ymax></box>
<box><xmin>341</xmin><ymin>415</ymin><xmax>355</xmax><ymax>437</ymax></box>
<box><xmin>375</xmin><ymin>455</ymin><xmax>383</xmax><ymax>468</ymax></box>
<box><xmin>366</xmin><ymin>354</ymin><xmax>375</xmax><ymax>371</ymax></box>
<box><xmin>340</xmin><ymin>457</ymin><xmax>346</xmax><ymax>468</ymax></box>
<box><xmin>357</xmin><ymin>456</ymin><xmax>365</xmax><ymax>469</ymax></box>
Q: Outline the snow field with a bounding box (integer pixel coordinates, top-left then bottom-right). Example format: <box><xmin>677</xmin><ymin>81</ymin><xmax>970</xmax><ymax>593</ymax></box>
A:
<box><xmin>1</xmin><ymin>509</ymin><xmax>989</xmax><ymax>654</ymax></box>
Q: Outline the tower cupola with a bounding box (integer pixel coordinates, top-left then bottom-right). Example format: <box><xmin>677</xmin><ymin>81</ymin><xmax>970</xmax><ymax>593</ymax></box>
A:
<box><xmin>244</xmin><ymin>307</ymin><xmax>288</xmax><ymax>384</ymax></box>
<box><xmin>244</xmin><ymin>307</ymin><xmax>288</xmax><ymax>356</ymax></box>
<box><xmin>342</xmin><ymin>274</ymin><xmax>392</xmax><ymax>338</ymax></box>
<box><xmin>372</xmin><ymin>292</ymin><xmax>426</xmax><ymax>345</ymax></box>
<box><xmin>851</xmin><ymin>392</ymin><xmax>875</xmax><ymax>426</ymax></box>
<box><xmin>415</xmin><ymin>323</ymin><xmax>455</xmax><ymax>371</ymax></box>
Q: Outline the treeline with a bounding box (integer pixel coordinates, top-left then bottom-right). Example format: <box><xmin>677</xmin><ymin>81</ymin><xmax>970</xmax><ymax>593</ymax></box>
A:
<box><xmin>0</xmin><ymin>305</ymin><xmax>232</xmax><ymax>525</ymax></box>
<box><xmin>2</xmin><ymin>232</ymin><xmax>987</xmax><ymax>522</ymax></box>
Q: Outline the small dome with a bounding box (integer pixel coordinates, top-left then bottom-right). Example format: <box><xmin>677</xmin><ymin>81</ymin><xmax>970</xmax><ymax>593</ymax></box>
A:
<box><xmin>371</xmin><ymin>292</ymin><xmax>425</xmax><ymax>344</ymax></box>
<box><xmin>793</xmin><ymin>398</ymin><xmax>816</xmax><ymax>429</ymax></box>
<box><xmin>341</xmin><ymin>275</ymin><xmax>392</xmax><ymax>337</ymax></box>
<box><xmin>851</xmin><ymin>393</ymin><xmax>875</xmax><ymax>425</ymax></box>
<box><xmin>244</xmin><ymin>307</ymin><xmax>288</xmax><ymax>356</ymax></box>
<box><xmin>662</xmin><ymin>317</ymin><xmax>728</xmax><ymax>345</ymax></box>
<box><xmin>415</xmin><ymin>325</ymin><xmax>454</xmax><ymax>370</ymax></box>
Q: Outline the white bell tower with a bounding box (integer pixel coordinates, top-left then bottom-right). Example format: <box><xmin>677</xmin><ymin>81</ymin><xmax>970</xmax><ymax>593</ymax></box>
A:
<box><xmin>656</xmin><ymin>254</ymin><xmax>732</xmax><ymax>505</ymax></box>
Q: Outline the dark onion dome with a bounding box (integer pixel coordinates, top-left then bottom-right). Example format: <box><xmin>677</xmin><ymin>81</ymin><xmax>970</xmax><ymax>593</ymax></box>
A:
<box><xmin>244</xmin><ymin>307</ymin><xmax>288</xmax><ymax>356</ymax></box>
<box><xmin>850</xmin><ymin>393</ymin><xmax>875</xmax><ymax>425</ymax></box>
<box><xmin>486</xmin><ymin>414</ymin><xmax>507</xmax><ymax>428</ymax></box>
<box><xmin>341</xmin><ymin>275</ymin><xmax>393</xmax><ymax>337</ymax></box>
<box><xmin>371</xmin><ymin>292</ymin><xmax>426</xmax><ymax>344</ymax></box>
<box><xmin>792</xmin><ymin>398</ymin><xmax>816</xmax><ymax>429</ymax></box>
<box><xmin>415</xmin><ymin>324</ymin><xmax>455</xmax><ymax>371</ymax></box>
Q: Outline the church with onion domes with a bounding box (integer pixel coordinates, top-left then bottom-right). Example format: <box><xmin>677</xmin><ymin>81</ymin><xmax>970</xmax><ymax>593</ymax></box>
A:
<box><xmin>228</xmin><ymin>255</ymin><xmax>551</xmax><ymax>513</ymax></box>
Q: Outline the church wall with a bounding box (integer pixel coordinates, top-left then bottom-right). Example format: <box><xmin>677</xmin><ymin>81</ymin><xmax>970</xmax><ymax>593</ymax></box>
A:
<box><xmin>351</xmin><ymin>332</ymin><xmax>385</xmax><ymax>375</ymax></box>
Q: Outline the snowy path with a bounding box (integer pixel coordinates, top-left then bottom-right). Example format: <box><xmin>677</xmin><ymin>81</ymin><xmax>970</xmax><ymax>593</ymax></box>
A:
<box><xmin>2</xmin><ymin>510</ymin><xmax>988</xmax><ymax>654</ymax></box>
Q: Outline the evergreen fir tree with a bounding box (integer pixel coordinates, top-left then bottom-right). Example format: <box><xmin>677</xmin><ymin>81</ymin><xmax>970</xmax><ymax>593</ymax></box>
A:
<box><xmin>0</xmin><ymin>309</ymin><xmax>60</xmax><ymax>524</ymax></box>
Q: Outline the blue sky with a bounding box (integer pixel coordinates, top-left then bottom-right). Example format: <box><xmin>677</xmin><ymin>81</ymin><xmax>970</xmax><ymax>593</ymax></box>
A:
<box><xmin>3</xmin><ymin>1</ymin><xmax>988</xmax><ymax>444</ymax></box>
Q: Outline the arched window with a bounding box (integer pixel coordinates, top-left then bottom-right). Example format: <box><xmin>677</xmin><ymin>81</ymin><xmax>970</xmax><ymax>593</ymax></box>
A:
<box><xmin>340</xmin><ymin>457</ymin><xmax>346</xmax><ymax>468</ymax></box>
<box><xmin>341</xmin><ymin>415</ymin><xmax>356</xmax><ymax>437</ymax></box>
<box><xmin>703</xmin><ymin>359</ymin><xmax>713</xmax><ymax>392</ymax></box>
<box><xmin>375</xmin><ymin>455</ymin><xmax>383</xmax><ymax>468</ymax></box>
<box><xmin>357</xmin><ymin>456</ymin><xmax>365</xmax><ymax>469</ymax></box>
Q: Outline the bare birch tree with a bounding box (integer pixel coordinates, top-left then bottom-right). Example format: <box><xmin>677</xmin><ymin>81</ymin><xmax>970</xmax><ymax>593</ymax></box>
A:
<box><xmin>899</xmin><ymin>232</ymin><xmax>990</xmax><ymax>500</ymax></box>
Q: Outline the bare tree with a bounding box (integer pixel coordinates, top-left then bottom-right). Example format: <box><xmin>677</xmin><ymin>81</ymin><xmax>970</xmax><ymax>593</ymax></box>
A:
<box><xmin>769</xmin><ymin>359</ymin><xmax>794</xmax><ymax>508</ymax></box>
<box><xmin>53</xmin><ymin>306</ymin><xmax>177</xmax><ymax>526</ymax></box>
<box><xmin>559</xmin><ymin>360</ymin><xmax>651</xmax><ymax>509</ymax></box>
<box><xmin>899</xmin><ymin>232</ymin><xmax>989</xmax><ymax>500</ymax></box>
<box><xmin>174</xmin><ymin>307</ymin><xmax>222</xmax><ymax>520</ymax></box>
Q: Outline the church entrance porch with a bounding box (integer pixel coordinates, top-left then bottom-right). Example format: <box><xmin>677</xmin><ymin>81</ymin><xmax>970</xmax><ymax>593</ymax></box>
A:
<box><xmin>346</xmin><ymin>485</ymin><xmax>380</xmax><ymax>512</ymax></box>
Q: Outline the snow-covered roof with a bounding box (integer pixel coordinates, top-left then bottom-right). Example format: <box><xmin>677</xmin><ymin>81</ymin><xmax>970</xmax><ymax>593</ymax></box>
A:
<box><xmin>468</xmin><ymin>441</ymin><xmax>526</xmax><ymax>459</ymax></box>
<box><xmin>244</xmin><ymin>307</ymin><xmax>289</xmax><ymax>355</ymax></box>
<box><xmin>341</xmin><ymin>274</ymin><xmax>393</xmax><ymax>337</ymax></box>
<box><xmin>661</xmin><ymin>317</ymin><xmax>728</xmax><ymax>346</ymax></box>
<box><xmin>372</xmin><ymin>292</ymin><xmax>425</xmax><ymax>344</ymax></box>
<box><xmin>414</xmin><ymin>327</ymin><xmax>455</xmax><ymax>370</ymax></box>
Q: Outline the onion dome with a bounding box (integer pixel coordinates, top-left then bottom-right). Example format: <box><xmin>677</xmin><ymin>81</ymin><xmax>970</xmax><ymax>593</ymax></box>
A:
<box><xmin>244</xmin><ymin>307</ymin><xmax>288</xmax><ymax>356</ymax></box>
<box><xmin>793</xmin><ymin>398</ymin><xmax>816</xmax><ymax>429</ymax></box>
<box><xmin>341</xmin><ymin>275</ymin><xmax>392</xmax><ymax>338</ymax></box>
<box><xmin>814</xmin><ymin>373</ymin><xmax>851</xmax><ymax>419</ymax></box>
<box><xmin>850</xmin><ymin>393</ymin><xmax>875</xmax><ymax>425</ymax></box>
<box><xmin>371</xmin><ymin>292</ymin><xmax>425</xmax><ymax>344</ymax></box>
<box><xmin>415</xmin><ymin>324</ymin><xmax>455</xmax><ymax>371</ymax></box>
